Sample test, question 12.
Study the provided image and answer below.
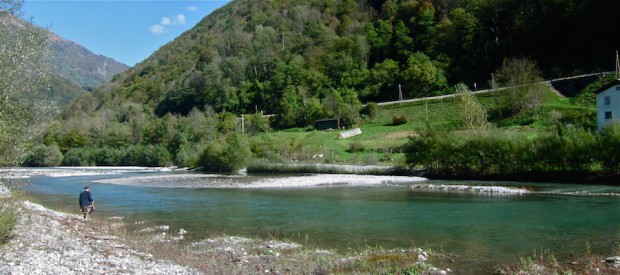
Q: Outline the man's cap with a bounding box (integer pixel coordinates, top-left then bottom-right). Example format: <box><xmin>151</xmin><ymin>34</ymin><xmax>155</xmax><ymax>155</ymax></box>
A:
<box><xmin>84</xmin><ymin>186</ymin><xmax>90</xmax><ymax>190</ymax></box>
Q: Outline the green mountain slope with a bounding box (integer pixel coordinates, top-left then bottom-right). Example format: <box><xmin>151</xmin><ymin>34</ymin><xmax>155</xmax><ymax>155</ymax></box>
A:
<box><xmin>87</xmin><ymin>0</ymin><xmax>617</xmax><ymax>128</ymax></box>
<box><xmin>33</xmin><ymin>0</ymin><xmax>617</xmax><ymax>168</ymax></box>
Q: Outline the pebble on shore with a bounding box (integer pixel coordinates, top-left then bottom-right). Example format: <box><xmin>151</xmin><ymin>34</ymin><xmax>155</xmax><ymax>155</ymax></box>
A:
<box><xmin>0</xmin><ymin>184</ymin><xmax>10</xmax><ymax>198</ymax></box>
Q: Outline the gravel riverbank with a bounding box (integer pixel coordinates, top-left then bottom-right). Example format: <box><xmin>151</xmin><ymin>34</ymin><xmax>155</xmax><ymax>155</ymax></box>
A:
<box><xmin>0</xmin><ymin>200</ymin><xmax>198</xmax><ymax>274</ymax></box>
<box><xmin>0</xmin><ymin>199</ymin><xmax>452</xmax><ymax>275</ymax></box>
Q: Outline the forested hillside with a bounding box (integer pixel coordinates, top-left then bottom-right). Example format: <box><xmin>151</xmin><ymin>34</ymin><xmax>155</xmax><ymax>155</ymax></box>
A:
<box><xmin>32</xmin><ymin>0</ymin><xmax>619</xmax><ymax>169</ymax></box>
<box><xmin>77</xmin><ymin>0</ymin><xmax>618</xmax><ymax>128</ymax></box>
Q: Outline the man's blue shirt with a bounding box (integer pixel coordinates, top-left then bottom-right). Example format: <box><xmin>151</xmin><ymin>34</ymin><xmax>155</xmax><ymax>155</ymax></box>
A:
<box><xmin>79</xmin><ymin>191</ymin><xmax>93</xmax><ymax>208</ymax></box>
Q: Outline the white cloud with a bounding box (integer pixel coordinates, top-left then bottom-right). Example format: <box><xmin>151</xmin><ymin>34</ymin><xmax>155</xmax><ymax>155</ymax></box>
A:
<box><xmin>149</xmin><ymin>24</ymin><xmax>166</xmax><ymax>35</ymax></box>
<box><xmin>187</xmin><ymin>6</ymin><xmax>198</xmax><ymax>12</ymax></box>
<box><xmin>149</xmin><ymin>12</ymin><xmax>186</xmax><ymax>36</ymax></box>
<box><xmin>174</xmin><ymin>14</ymin><xmax>186</xmax><ymax>25</ymax></box>
<box><xmin>160</xmin><ymin>17</ymin><xmax>171</xmax><ymax>26</ymax></box>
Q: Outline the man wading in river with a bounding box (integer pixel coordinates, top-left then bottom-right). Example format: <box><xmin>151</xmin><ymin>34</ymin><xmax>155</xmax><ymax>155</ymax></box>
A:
<box><xmin>79</xmin><ymin>186</ymin><xmax>95</xmax><ymax>221</ymax></box>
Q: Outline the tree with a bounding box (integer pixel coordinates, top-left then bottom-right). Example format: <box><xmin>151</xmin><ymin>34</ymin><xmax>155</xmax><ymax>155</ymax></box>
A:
<box><xmin>360</xmin><ymin>102</ymin><xmax>378</xmax><ymax>119</ymax></box>
<box><xmin>199</xmin><ymin>133</ymin><xmax>251</xmax><ymax>173</ymax></box>
<box><xmin>393</xmin><ymin>20</ymin><xmax>413</xmax><ymax>59</ymax></box>
<box><xmin>23</xmin><ymin>144</ymin><xmax>63</xmax><ymax>167</ymax></box>
<box><xmin>363</xmin><ymin>58</ymin><xmax>399</xmax><ymax>100</ymax></box>
<box><xmin>300</xmin><ymin>97</ymin><xmax>325</xmax><ymax>126</ymax></box>
<box><xmin>494</xmin><ymin>57</ymin><xmax>545</xmax><ymax>114</ymax></box>
<box><xmin>273</xmin><ymin>86</ymin><xmax>303</xmax><ymax>128</ymax></box>
<box><xmin>401</xmin><ymin>52</ymin><xmax>447</xmax><ymax>97</ymax></box>
<box><xmin>433</xmin><ymin>8</ymin><xmax>481</xmax><ymax>82</ymax></box>
<box><xmin>410</xmin><ymin>2</ymin><xmax>437</xmax><ymax>51</ymax></box>
<box><xmin>455</xmin><ymin>83</ymin><xmax>489</xmax><ymax>132</ymax></box>
<box><xmin>0</xmin><ymin>1</ymin><xmax>50</xmax><ymax>165</ymax></box>
<box><xmin>366</xmin><ymin>19</ymin><xmax>392</xmax><ymax>61</ymax></box>
<box><xmin>246</xmin><ymin>113</ymin><xmax>270</xmax><ymax>135</ymax></box>
<box><xmin>323</xmin><ymin>88</ymin><xmax>361</xmax><ymax>128</ymax></box>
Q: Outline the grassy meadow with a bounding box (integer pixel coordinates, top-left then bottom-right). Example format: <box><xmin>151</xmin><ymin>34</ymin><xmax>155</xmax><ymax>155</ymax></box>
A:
<box><xmin>248</xmin><ymin>84</ymin><xmax>594</xmax><ymax>172</ymax></box>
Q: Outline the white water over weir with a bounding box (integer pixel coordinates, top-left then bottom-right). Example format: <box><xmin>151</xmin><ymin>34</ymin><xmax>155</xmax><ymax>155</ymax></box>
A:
<box><xmin>411</xmin><ymin>184</ymin><xmax>529</xmax><ymax>195</ymax></box>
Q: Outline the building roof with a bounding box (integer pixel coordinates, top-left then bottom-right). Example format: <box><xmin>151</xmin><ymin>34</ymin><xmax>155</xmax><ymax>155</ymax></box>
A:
<box><xmin>594</xmin><ymin>79</ymin><xmax>620</xmax><ymax>94</ymax></box>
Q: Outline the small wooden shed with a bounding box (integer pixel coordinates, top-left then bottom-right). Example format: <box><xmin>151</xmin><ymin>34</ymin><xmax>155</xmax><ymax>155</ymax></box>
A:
<box><xmin>314</xmin><ymin>118</ymin><xmax>341</xmax><ymax>130</ymax></box>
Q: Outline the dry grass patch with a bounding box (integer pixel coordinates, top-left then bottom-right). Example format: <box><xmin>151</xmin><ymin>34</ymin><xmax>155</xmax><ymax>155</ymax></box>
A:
<box><xmin>385</xmin><ymin>130</ymin><xmax>418</xmax><ymax>140</ymax></box>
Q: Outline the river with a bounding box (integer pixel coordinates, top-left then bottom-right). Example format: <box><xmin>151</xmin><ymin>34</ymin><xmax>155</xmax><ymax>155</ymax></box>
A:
<box><xmin>6</xmin><ymin>167</ymin><xmax>620</xmax><ymax>273</ymax></box>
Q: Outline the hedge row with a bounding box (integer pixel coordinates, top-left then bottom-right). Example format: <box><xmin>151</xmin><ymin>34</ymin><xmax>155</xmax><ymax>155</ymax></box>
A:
<box><xmin>405</xmin><ymin>126</ymin><xmax>620</xmax><ymax>180</ymax></box>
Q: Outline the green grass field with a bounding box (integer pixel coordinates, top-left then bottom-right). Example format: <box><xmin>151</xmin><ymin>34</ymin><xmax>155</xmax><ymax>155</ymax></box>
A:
<box><xmin>249</xmin><ymin>86</ymin><xmax>595</xmax><ymax>167</ymax></box>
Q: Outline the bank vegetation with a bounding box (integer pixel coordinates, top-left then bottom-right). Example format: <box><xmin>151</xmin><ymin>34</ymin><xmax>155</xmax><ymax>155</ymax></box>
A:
<box><xmin>406</xmin><ymin>125</ymin><xmax>620</xmax><ymax>182</ymax></box>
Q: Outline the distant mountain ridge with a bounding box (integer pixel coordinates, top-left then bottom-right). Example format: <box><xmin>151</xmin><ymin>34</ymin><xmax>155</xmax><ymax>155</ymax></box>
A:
<box><xmin>47</xmin><ymin>31</ymin><xmax>129</xmax><ymax>91</ymax></box>
<box><xmin>1</xmin><ymin>12</ymin><xmax>129</xmax><ymax>107</ymax></box>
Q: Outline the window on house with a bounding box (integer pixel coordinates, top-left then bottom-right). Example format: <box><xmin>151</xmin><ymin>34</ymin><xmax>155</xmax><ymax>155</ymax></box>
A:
<box><xmin>606</xmin><ymin>111</ymin><xmax>613</xmax><ymax>120</ymax></box>
<box><xmin>605</xmin><ymin>96</ymin><xmax>611</xmax><ymax>105</ymax></box>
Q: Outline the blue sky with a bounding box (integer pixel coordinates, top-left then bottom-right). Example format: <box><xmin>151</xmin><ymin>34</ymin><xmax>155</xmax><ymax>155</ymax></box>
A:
<box><xmin>23</xmin><ymin>0</ymin><xmax>231</xmax><ymax>66</ymax></box>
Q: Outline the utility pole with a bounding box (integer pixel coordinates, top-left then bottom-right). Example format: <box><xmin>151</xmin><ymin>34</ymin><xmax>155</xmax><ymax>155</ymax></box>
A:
<box><xmin>398</xmin><ymin>84</ymin><xmax>403</xmax><ymax>101</ymax></box>
<box><xmin>491</xmin><ymin>73</ymin><xmax>503</xmax><ymax>124</ymax></box>
<box><xmin>616</xmin><ymin>50</ymin><xmax>619</xmax><ymax>79</ymax></box>
<box><xmin>240</xmin><ymin>114</ymin><xmax>245</xmax><ymax>134</ymax></box>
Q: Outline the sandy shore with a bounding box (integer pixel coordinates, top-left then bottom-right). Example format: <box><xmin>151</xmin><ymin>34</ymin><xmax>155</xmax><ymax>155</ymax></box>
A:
<box><xmin>0</xmin><ymin>200</ymin><xmax>199</xmax><ymax>274</ymax></box>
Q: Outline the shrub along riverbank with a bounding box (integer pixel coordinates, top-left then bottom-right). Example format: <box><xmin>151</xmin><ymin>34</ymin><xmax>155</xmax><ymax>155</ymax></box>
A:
<box><xmin>405</xmin><ymin>125</ymin><xmax>620</xmax><ymax>183</ymax></box>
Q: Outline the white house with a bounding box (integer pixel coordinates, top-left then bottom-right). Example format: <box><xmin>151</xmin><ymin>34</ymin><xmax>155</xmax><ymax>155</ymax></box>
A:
<box><xmin>596</xmin><ymin>79</ymin><xmax>620</xmax><ymax>132</ymax></box>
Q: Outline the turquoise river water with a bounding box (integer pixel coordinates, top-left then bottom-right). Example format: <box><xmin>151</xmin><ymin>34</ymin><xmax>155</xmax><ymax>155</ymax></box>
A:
<box><xmin>9</xmin><ymin>168</ymin><xmax>620</xmax><ymax>273</ymax></box>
